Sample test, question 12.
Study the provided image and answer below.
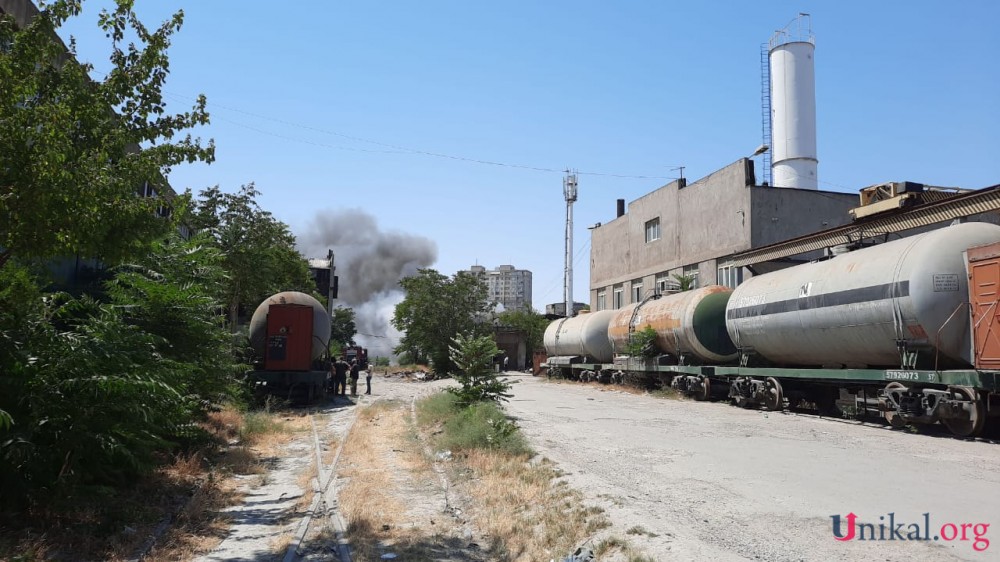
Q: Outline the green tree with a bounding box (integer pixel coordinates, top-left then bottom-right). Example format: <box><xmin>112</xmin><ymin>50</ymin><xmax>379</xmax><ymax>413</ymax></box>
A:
<box><xmin>189</xmin><ymin>184</ymin><xmax>313</xmax><ymax>328</ymax></box>
<box><xmin>330</xmin><ymin>306</ymin><xmax>357</xmax><ymax>347</ymax></box>
<box><xmin>447</xmin><ymin>332</ymin><xmax>511</xmax><ymax>406</ymax></box>
<box><xmin>0</xmin><ymin>1</ymin><xmax>214</xmax><ymax>270</ymax></box>
<box><xmin>497</xmin><ymin>309</ymin><xmax>549</xmax><ymax>353</ymax></box>
<box><xmin>105</xmin><ymin>230</ymin><xmax>242</xmax><ymax>402</ymax></box>
<box><xmin>392</xmin><ymin>269</ymin><xmax>491</xmax><ymax>375</ymax></box>
<box><xmin>672</xmin><ymin>274</ymin><xmax>696</xmax><ymax>291</ymax></box>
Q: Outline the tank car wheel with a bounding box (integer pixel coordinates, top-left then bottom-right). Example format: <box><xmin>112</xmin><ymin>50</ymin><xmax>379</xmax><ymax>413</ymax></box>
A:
<box><xmin>941</xmin><ymin>386</ymin><xmax>986</xmax><ymax>438</ymax></box>
<box><xmin>693</xmin><ymin>377</ymin><xmax>711</xmax><ymax>401</ymax></box>
<box><xmin>881</xmin><ymin>382</ymin><xmax>908</xmax><ymax>429</ymax></box>
<box><xmin>763</xmin><ymin>377</ymin><xmax>783</xmax><ymax>411</ymax></box>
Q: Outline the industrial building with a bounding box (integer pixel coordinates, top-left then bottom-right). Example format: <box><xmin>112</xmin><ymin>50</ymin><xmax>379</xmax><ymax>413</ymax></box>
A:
<box><xmin>545</xmin><ymin>301</ymin><xmax>589</xmax><ymax>318</ymax></box>
<box><xmin>469</xmin><ymin>264</ymin><xmax>533</xmax><ymax>311</ymax></box>
<box><xmin>587</xmin><ymin>14</ymin><xmax>1000</xmax><ymax>312</ymax></box>
<box><xmin>588</xmin><ymin>159</ymin><xmax>857</xmax><ymax>310</ymax></box>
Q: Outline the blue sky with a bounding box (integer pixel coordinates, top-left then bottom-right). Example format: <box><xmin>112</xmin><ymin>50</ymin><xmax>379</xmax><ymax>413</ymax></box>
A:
<box><xmin>57</xmin><ymin>1</ymin><xmax>1000</xmax><ymax>318</ymax></box>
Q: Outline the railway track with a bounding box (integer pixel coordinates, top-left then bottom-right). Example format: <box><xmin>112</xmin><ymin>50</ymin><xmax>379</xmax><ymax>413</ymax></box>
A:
<box><xmin>281</xmin><ymin>410</ymin><xmax>358</xmax><ymax>562</ymax></box>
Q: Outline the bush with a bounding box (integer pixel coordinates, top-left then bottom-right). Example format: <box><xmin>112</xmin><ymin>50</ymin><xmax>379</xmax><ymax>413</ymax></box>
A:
<box><xmin>416</xmin><ymin>392</ymin><xmax>531</xmax><ymax>456</ymax></box>
<box><xmin>0</xmin><ymin>295</ymin><xmax>192</xmax><ymax>508</ymax></box>
<box><xmin>415</xmin><ymin>392</ymin><xmax>460</xmax><ymax>427</ymax></box>
<box><xmin>447</xmin><ymin>333</ymin><xmax>511</xmax><ymax>406</ymax></box>
<box><xmin>0</xmin><ymin>234</ymin><xmax>244</xmax><ymax>510</ymax></box>
<box><xmin>625</xmin><ymin>326</ymin><xmax>658</xmax><ymax>358</ymax></box>
<box><xmin>106</xmin><ymin>232</ymin><xmax>242</xmax><ymax>405</ymax></box>
<box><xmin>441</xmin><ymin>402</ymin><xmax>531</xmax><ymax>455</ymax></box>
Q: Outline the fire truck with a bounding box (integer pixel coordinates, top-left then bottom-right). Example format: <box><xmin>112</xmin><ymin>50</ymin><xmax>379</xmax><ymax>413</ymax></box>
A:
<box><xmin>342</xmin><ymin>346</ymin><xmax>369</xmax><ymax>370</ymax></box>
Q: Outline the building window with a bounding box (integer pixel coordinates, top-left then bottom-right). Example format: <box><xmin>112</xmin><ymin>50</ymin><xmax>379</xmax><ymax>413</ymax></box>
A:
<box><xmin>645</xmin><ymin>218</ymin><xmax>660</xmax><ymax>243</ymax></box>
<box><xmin>655</xmin><ymin>273</ymin><xmax>669</xmax><ymax>294</ymax></box>
<box><xmin>597</xmin><ymin>289</ymin><xmax>606</xmax><ymax>311</ymax></box>
<box><xmin>613</xmin><ymin>284</ymin><xmax>624</xmax><ymax>309</ymax></box>
<box><xmin>631</xmin><ymin>279</ymin><xmax>643</xmax><ymax>303</ymax></box>
<box><xmin>682</xmin><ymin>265</ymin><xmax>699</xmax><ymax>289</ymax></box>
<box><xmin>717</xmin><ymin>264</ymin><xmax>744</xmax><ymax>289</ymax></box>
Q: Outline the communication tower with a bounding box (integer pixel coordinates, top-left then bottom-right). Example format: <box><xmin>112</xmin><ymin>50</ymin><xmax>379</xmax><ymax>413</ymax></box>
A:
<box><xmin>563</xmin><ymin>171</ymin><xmax>578</xmax><ymax>318</ymax></box>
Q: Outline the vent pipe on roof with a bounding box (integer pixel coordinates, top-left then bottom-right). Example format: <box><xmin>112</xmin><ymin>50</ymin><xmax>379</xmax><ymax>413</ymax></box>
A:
<box><xmin>616</xmin><ymin>199</ymin><xmax>625</xmax><ymax>218</ymax></box>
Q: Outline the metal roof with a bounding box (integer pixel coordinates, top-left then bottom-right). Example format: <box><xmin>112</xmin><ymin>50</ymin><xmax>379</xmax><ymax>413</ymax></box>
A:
<box><xmin>732</xmin><ymin>184</ymin><xmax>1000</xmax><ymax>267</ymax></box>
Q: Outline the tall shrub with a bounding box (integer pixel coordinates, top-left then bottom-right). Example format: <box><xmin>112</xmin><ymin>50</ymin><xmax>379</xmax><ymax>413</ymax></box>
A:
<box><xmin>447</xmin><ymin>333</ymin><xmax>511</xmax><ymax>406</ymax></box>
<box><xmin>0</xmin><ymin>233</ymin><xmax>242</xmax><ymax>510</ymax></box>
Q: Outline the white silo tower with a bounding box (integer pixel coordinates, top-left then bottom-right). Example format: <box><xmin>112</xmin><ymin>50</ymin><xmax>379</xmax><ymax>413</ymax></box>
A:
<box><xmin>769</xmin><ymin>14</ymin><xmax>817</xmax><ymax>189</ymax></box>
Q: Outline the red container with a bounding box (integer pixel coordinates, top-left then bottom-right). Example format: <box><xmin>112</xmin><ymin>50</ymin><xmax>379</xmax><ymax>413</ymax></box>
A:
<box><xmin>967</xmin><ymin>241</ymin><xmax>1000</xmax><ymax>369</ymax></box>
<box><xmin>265</xmin><ymin>304</ymin><xmax>315</xmax><ymax>371</ymax></box>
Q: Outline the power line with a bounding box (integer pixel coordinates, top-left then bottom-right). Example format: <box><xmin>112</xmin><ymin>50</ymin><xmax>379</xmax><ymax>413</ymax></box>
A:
<box><xmin>212</xmin><ymin>113</ymin><xmax>412</xmax><ymax>155</ymax></box>
<box><xmin>156</xmin><ymin>90</ymin><xmax>680</xmax><ymax>180</ymax></box>
<box><xmin>538</xmin><ymin>238</ymin><xmax>591</xmax><ymax>302</ymax></box>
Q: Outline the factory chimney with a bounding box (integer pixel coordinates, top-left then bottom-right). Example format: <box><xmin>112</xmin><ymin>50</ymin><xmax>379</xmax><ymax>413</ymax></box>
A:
<box><xmin>768</xmin><ymin>13</ymin><xmax>818</xmax><ymax>189</ymax></box>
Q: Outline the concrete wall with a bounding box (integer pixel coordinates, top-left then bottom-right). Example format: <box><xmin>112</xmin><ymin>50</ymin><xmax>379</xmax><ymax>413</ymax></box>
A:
<box><xmin>589</xmin><ymin>158</ymin><xmax>860</xmax><ymax>310</ymax></box>
<box><xmin>494</xmin><ymin>329</ymin><xmax>527</xmax><ymax>370</ymax></box>
<box><xmin>590</xmin><ymin>160</ymin><xmax>752</xmax><ymax>285</ymax></box>
<box><xmin>750</xmin><ymin>187</ymin><xmax>856</xmax><ymax>247</ymax></box>
<box><xmin>590</xmin><ymin>159</ymin><xmax>754</xmax><ymax>307</ymax></box>
<box><xmin>0</xmin><ymin>0</ymin><xmax>40</xmax><ymax>27</ymax></box>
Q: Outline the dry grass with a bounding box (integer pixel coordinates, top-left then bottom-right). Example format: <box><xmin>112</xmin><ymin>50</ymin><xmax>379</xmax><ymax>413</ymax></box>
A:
<box><xmin>375</xmin><ymin>364</ymin><xmax>432</xmax><ymax>376</ymax></box>
<box><xmin>336</xmin><ymin>396</ymin><xmax>644</xmax><ymax>561</ymax></box>
<box><xmin>202</xmin><ymin>405</ymin><xmax>244</xmax><ymax>441</ymax></box>
<box><xmin>0</xmin><ymin>403</ymin><xmax>297</xmax><ymax>562</ymax></box>
<box><xmin>270</xmin><ymin>532</ymin><xmax>293</xmax><ymax>556</ymax></box>
<box><xmin>139</xmin><ymin>404</ymin><xmax>300</xmax><ymax>562</ymax></box>
<box><xmin>338</xmin><ymin>403</ymin><xmax>416</xmax><ymax>560</ymax></box>
<box><xmin>593</xmin><ymin>535</ymin><xmax>657</xmax><ymax>562</ymax></box>
<box><xmin>456</xmin><ymin>451</ymin><xmax>610</xmax><ymax>560</ymax></box>
<box><xmin>543</xmin><ymin>374</ymin><xmax>683</xmax><ymax>399</ymax></box>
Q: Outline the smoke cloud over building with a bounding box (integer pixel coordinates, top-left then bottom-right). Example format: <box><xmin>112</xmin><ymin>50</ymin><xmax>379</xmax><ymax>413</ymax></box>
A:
<box><xmin>298</xmin><ymin>208</ymin><xmax>437</xmax><ymax>359</ymax></box>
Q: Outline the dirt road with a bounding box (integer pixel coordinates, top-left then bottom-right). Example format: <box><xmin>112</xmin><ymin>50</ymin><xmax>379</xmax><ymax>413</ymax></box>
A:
<box><xmin>503</xmin><ymin>374</ymin><xmax>999</xmax><ymax>561</ymax></box>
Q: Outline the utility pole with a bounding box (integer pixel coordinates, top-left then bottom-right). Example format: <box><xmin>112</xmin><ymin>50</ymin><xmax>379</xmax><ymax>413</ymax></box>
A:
<box><xmin>563</xmin><ymin>171</ymin><xmax>578</xmax><ymax>318</ymax></box>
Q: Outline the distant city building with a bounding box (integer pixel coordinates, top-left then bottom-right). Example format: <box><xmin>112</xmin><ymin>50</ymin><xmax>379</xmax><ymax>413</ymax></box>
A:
<box><xmin>469</xmin><ymin>264</ymin><xmax>533</xmax><ymax>311</ymax></box>
<box><xmin>545</xmin><ymin>302</ymin><xmax>589</xmax><ymax>318</ymax></box>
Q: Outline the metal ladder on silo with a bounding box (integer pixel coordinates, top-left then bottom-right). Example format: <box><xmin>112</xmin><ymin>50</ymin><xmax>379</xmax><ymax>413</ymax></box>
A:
<box><xmin>760</xmin><ymin>43</ymin><xmax>772</xmax><ymax>187</ymax></box>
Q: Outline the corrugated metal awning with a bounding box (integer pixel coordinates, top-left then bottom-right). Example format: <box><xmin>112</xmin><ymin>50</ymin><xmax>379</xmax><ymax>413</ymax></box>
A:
<box><xmin>732</xmin><ymin>184</ymin><xmax>1000</xmax><ymax>267</ymax></box>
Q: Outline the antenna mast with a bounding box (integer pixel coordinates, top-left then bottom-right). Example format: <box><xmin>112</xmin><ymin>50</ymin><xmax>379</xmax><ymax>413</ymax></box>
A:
<box><xmin>563</xmin><ymin>171</ymin><xmax>578</xmax><ymax>318</ymax></box>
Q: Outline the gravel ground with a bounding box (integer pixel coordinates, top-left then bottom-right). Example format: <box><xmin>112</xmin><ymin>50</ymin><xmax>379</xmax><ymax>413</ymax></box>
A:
<box><xmin>192</xmin><ymin>374</ymin><xmax>452</xmax><ymax>562</ymax></box>
<box><xmin>194</xmin><ymin>373</ymin><xmax>998</xmax><ymax>561</ymax></box>
<box><xmin>194</xmin><ymin>396</ymin><xmax>359</xmax><ymax>562</ymax></box>
<box><xmin>502</xmin><ymin>373</ymin><xmax>999</xmax><ymax>561</ymax></box>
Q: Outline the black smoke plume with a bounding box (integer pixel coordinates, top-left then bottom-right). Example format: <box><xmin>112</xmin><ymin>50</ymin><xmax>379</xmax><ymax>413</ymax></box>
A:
<box><xmin>298</xmin><ymin>209</ymin><xmax>437</xmax><ymax>358</ymax></box>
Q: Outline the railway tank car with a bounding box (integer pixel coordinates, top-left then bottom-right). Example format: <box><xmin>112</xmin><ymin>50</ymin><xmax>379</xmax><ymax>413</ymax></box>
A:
<box><xmin>248</xmin><ymin>291</ymin><xmax>332</xmax><ymax>403</ymax></box>
<box><xmin>542</xmin><ymin>222</ymin><xmax>1000</xmax><ymax>438</ymax></box>
<box><xmin>726</xmin><ymin>222</ymin><xmax>1000</xmax><ymax>369</ymax></box>
<box><xmin>607</xmin><ymin>285</ymin><xmax>737</xmax><ymax>364</ymax></box>
<box><xmin>543</xmin><ymin>309</ymin><xmax>616</xmax><ymax>362</ymax></box>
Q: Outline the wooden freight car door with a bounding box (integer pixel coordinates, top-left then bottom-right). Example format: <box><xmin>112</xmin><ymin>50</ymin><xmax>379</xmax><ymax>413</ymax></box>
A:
<box><xmin>969</xmin><ymin>249</ymin><xmax>1000</xmax><ymax>369</ymax></box>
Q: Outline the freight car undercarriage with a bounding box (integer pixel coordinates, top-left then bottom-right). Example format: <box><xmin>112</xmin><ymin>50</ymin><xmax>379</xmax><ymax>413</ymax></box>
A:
<box><xmin>547</xmin><ymin>358</ymin><xmax>999</xmax><ymax>438</ymax></box>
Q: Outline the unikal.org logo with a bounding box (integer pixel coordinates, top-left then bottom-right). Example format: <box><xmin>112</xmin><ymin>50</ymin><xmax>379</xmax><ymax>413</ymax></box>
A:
<box><xmin>831</xmin><ymin>512</ymin><xmax>990</xmax><ymax>552</ymax></box>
